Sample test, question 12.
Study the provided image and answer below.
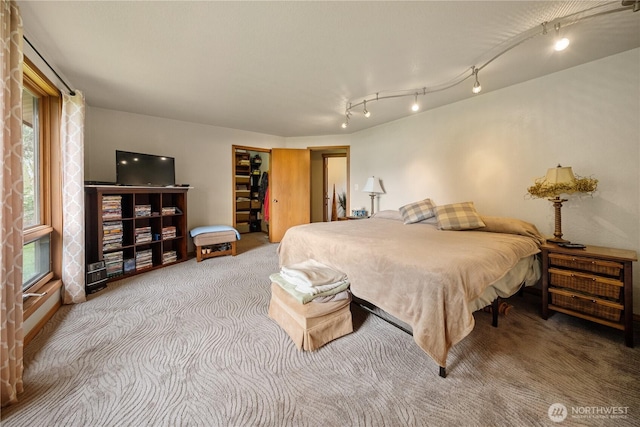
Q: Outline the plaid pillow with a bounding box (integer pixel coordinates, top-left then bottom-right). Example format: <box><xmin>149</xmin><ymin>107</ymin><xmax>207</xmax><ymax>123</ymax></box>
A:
<box><xmin>399</xmin><ymin>198</ymin><xmax>436</xmax><ymax>224</ymax></box>
<box><xmin>435</xmin><ymin>202</ymin><xmax>486</xmax><ymax>230</ymax></box>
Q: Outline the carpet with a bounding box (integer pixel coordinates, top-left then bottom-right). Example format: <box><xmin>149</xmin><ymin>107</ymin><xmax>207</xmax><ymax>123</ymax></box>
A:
<box><xmin>2</xmin><ymin>232</ymin><xmax>639</xmax><ymax>426</ymax></box>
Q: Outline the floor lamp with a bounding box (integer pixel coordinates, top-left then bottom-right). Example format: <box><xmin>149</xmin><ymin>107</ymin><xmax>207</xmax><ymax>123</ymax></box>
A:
<box><xmin>362</xmin><ymin>176</ymin><xmax>384</xmax><ymax>216</ymax></box>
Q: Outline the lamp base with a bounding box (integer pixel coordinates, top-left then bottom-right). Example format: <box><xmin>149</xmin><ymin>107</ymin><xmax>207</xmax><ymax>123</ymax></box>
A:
<box><xmin>546</xmin><ymin>237</ymin><xmax>570</xmax><ymax>244</ymax></box>
<box><xmin>548</xmin><ymin>196</ymin><xmax>569</xmax><ymax>245</ymax></box>
<box><xmin>369</xmin><ymin>193</ymin><xmax>375</xmax><ymax>216</ymax></box>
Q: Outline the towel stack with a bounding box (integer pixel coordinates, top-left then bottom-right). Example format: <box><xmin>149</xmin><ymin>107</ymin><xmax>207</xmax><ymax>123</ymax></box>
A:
<box><xmin>270</xmin><ymin>259</ymin><xmax>350</xmax><ymax>304</ymax></box>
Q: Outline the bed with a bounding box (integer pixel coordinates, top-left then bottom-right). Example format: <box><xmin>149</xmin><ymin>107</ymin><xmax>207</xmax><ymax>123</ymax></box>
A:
<box><xmin>277</xmin><ymin>209</ymin><xmax>543</xmax><ymax>375</ymax></box>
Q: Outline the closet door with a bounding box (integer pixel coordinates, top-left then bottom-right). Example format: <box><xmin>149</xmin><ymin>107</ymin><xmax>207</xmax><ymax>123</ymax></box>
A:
<box><xmin>269</xmin><ymin>148</ymin><xmax>310</xmax><ymax>243</ymax></box>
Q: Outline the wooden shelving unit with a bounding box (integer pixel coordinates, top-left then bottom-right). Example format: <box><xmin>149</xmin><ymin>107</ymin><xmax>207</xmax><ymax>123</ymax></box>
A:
<box><xmin>234</xmin><ymin>150</ymin><xmax>251</xmax><ymax>233</ymax></box>
<box><xmin>85</xmin><ymin>185</ymin><xmax>189</xmax><ymax>281</ymax></box>
<box><xmin>249</xmin><ymin>154</ymin><xmax>262</xmax><ymax>232</ymax></box>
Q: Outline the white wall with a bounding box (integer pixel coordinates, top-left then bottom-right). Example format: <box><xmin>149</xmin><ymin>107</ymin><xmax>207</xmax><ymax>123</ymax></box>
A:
<box><xmin>84</xmin><ymin>109</ymin><xmax>285</xmax><ymax>242</ymax></box>
<box><xmin>286</xmin><ymin>49</ymin><xmax>640</xmax><ymax>312</ymax></box>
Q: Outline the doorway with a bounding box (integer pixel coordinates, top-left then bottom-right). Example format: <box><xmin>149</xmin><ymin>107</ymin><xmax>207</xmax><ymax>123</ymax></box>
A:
<box><xmin>232</xmin><ymin>145</ymin><xmax>270</xmax><ymax>234</ymax></box>
<box><xmin>310</xmin><ymin>147</ymin><xmax>349</xmax><ymax>222</ymax></box>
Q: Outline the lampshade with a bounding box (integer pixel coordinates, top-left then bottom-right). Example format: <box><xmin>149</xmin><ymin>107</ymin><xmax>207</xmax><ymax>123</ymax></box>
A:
<box><xmin>362</xmin><ymin>176</ymin><xmax>384</xmax><ymax>194</ymax></box>
<box><xmin>542</xmin><ymin>165</ymin><xmax>576</xmax><ymax>197</ymax></box>
<box><xmin>545</xmin><ymin>166</ymin><xmax>575</xmax><ymax>186</ymax></box>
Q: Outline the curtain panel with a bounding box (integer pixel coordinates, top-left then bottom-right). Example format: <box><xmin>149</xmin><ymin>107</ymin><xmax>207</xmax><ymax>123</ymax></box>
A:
<box><xmin>61</xmin><ymin>91</ymin><xmax>85</xmax><ymax>304</ymax></box>
<box><xmin>0</xmin><ymin>0</ymin><xmax>24</xmax><ymax>407</ymax></box>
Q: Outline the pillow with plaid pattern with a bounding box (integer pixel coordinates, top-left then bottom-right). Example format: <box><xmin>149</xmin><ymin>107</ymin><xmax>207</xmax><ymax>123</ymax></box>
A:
<box><xmin>435</xmin><ymin>202</ymin><xmax>486</xmax><ymax>230</ymax></box>
<box><xmin>399</xmin><ymin>198</ymin><xmax>436</xmax><ymax>224</ymax></box>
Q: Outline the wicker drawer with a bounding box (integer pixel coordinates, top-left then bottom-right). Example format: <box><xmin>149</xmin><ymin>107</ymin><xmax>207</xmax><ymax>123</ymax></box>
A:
<box><xmin>236</xmin><ymin>212</ymin><xmax>250</xmax><ymax>222</ymax></box>
<box><xmin>548</xmin><ymin>268</ymin><xmax>623</xmax><ymax>300</ymax></box>
<box><xmin>235</xmin><ymin>176</ymin><xmax>250</xmax><ymax>185</ymax></box>
<box><xmin>548</xmin><ymin>253</ymin><xmax>622</xmax><ymax>277</ymax></box>
<box><xmin>550</xmin><ymin>289</ymin><xmax>623</xmax><ymax>322</ymax></box>
<box><xmin>250</xmin><ymin>200</ymin><xmax>261</xmax><ymax>209</ymax></box>
<box><xmin>236</xmin><ymin>201</ymin><xmax>250</xmax><ymax>210</ymax></box>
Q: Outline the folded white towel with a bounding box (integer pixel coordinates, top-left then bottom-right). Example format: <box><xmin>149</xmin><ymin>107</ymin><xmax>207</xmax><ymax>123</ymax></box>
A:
<box><xmin>280</xmin><ymin>259</ymin><xmax>347</xmax><ymax>288</ymax></box>
<box><xmin>294</xmin><ymin>279</ymin><xmax>350</xmax><ymax>296</ymax></box>
<box><xmin>312</xmin><ymin>290</ymin><xmax>350</xmax><ymax>303</ymax></box>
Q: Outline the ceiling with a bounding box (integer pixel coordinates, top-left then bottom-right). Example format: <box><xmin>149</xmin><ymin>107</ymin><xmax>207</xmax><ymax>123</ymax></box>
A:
<box><xmin>18</xmin><ymin>1</ymin><xmax>640</xmax><ymax>137</ymax></box>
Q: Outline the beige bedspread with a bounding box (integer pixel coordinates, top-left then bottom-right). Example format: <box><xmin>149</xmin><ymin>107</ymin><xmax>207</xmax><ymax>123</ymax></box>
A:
<box><xmin>277</xmin><ymin>216</ymin><xmax>541</xmax><ymax>367</ymax></box>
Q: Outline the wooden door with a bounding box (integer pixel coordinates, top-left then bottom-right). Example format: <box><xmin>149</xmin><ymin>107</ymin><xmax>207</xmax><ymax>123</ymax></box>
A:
<box><xmin>269</xmin><ymin>148</ymin><xmax>311</xmax><ymax>243</ymax></box>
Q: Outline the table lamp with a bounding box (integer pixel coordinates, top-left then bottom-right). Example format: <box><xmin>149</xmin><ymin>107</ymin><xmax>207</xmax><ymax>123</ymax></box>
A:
<box><xmin>527</xmin><ymin>165</ymin><xmax>598</xmax><ymax>243</ymax></box>
<box><xmin>362</xmin><ymin>176</ymin><xmax>384</xmax><ymax>216</ymax></box>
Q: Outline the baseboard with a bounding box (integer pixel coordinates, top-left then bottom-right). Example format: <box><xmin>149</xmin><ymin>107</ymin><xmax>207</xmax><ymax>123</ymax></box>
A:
<box><xmin>24</xmin><ymin>301</ymin><xmax>61</xmax><ymax>346</ymax></box>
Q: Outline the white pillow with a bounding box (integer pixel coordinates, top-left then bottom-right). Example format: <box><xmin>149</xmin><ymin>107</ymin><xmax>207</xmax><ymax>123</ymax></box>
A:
<box><xmin>371</xmin><ymin>210</ymin><xmax>403</xmax><ymax>221</ymax></box>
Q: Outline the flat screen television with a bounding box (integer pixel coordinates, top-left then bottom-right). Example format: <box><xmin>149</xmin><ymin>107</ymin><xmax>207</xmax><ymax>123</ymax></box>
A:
<box><xmin>116</xmin><ymin>150</ymin><xmax>175</xmax><ymax>186</ymax></box>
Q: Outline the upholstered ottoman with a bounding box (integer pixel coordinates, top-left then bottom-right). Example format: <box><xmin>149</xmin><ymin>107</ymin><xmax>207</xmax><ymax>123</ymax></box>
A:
<box><xmin>189</xmin><ymin>226</ymin><xmax>240</xmax><ymax>262</ymax></box>
<box><xmin>268</xmin><ymin>282</ymin><xmax>353</xmax><ymax>351</ymax></box>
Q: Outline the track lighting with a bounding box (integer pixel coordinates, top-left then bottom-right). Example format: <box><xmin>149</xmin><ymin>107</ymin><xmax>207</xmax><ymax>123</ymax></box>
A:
<box><xmin>554</xmin><ymin>23</ymin><xmax>570</xmax><ymax>51</ymax></box>
<box><xmin>339</xmin><ymin>2</ymin><xmax>632</xmax><ymax>129</ymax></box>
<box><xmin>341</xmin><ymin>109</ymin><xmax>351</xmax><ymax>129</ymax></box>
<box><xmin>341</xmin><ymin>114</ymin><xmax>349</xmax><ymax>129</ymax></box>
<box><xmin>341</xmin><ymin>114</ymin><xmax>349</xmax><ymax>128</ymax></box>
<box><xmin>472</xmin><ymin>67</ymin><xmax>482</xmax><ymax>94</ymax></box>
<box><xmin>411</xmin><ymin>93</ymin><xmax>419</xmax><ymax>112</ymax></box>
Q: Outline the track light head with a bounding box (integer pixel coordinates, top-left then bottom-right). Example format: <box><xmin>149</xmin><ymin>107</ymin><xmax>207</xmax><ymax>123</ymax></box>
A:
<box><xmin>411</xmin><ymin>93</ymin><xmax>419</xmax><ymax>112</ymax></box>
<box><xmin>472</xmin><ymin>67</ymin><xmax>482</xmax><ymax>94</ymax></box>
<box><xmin>341</xmin><ymin>110</ymin><xmax>350</xmax><ymax>129</ymax></box>
<box><xmin>363</xmin><ymin>100</ymin><xmax>371</xmax><ymax>118</ymax></box>
<box><xmin>554</xmin><ymin>23</ymin><xmax>570</xmax><ymax>51</ymax></box>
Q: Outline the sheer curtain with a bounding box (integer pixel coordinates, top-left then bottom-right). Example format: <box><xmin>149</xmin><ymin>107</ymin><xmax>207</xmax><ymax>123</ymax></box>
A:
<box><xmin>0</xmin><ymin>0</ymin><xmax>24</xmax><ymax>407</ymax></box>
<box><xmin>61</xmin><ymin>91</ymin><xmax>86</xmax><ymax>304</ymax></box>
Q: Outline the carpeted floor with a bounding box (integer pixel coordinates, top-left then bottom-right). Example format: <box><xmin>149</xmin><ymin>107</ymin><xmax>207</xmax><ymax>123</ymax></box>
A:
<box><xmin>2</xmin><ymin>232</ymin><xmax>639</xmax><ymax>426</ymax></box>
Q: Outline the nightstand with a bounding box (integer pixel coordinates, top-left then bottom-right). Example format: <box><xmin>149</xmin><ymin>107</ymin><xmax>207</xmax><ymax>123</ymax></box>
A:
<box><xmin>541</xmin><ymin>243</ymin><xmax>637</xmax><ymax>347</ymax></box>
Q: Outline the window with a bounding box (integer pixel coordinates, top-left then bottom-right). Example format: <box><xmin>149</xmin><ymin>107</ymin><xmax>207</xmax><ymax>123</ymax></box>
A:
<box><xmin>22</xmin><ymin>58</ymin><xmax>61</xmax><ymax>294</ymax></box>
<box><xmin>22</xmin><ymin>88</ymin><xmax>40</xmax><ymax>228</ymax></box>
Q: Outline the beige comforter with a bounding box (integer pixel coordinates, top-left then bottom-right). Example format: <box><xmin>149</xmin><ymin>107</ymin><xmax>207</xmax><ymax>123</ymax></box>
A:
<box><xmin>277</xmin><ymin>216</ymin><xmax>541</xmax><ymax>367</ymax></box>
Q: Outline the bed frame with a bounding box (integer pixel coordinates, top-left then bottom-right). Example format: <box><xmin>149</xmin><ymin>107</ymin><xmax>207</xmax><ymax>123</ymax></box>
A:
<box><xmin>353</xmin><ymin>289</ymin><xmax>524</xmax><ymax>378</ymax></box>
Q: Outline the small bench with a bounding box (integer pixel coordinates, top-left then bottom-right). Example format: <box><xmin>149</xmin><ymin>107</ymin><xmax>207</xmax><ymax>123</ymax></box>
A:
<box><xmin>268</xmin><ymin>282</ymin><xmax>353</xmax><ymax>351</ymax></box>
<box><xmin>189</xmin><ymin>225</ymin><xmax>240</xmax><ymax>262</ymax></box>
